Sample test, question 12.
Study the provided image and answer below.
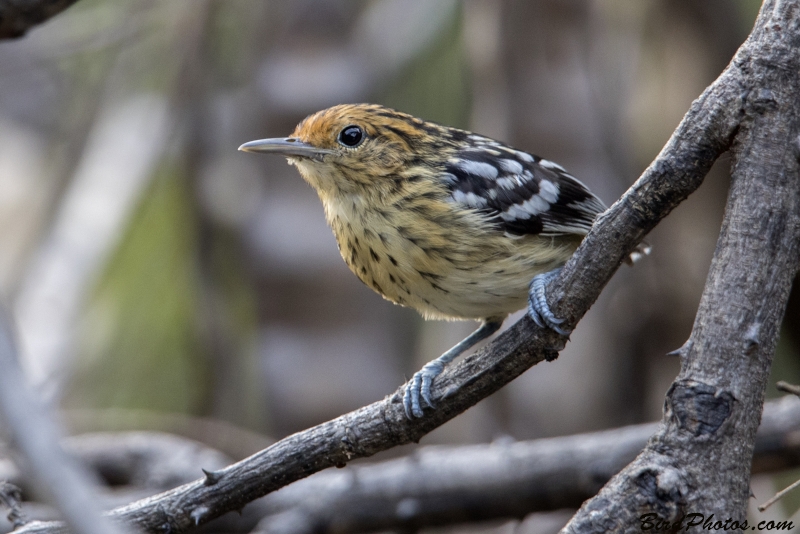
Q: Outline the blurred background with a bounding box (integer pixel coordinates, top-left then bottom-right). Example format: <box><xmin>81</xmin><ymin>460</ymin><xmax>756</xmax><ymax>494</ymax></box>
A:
<box><xmin>1</xmin><ymin>0</ymin><xmax>799</xmax><ymax>531</ymax></box>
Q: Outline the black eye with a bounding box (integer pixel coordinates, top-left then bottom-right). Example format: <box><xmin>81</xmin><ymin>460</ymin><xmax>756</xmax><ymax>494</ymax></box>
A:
<box><xmin>338</xmin><ymin>125</ymin><xmax>364</xmax><ymax>147</ymax></box>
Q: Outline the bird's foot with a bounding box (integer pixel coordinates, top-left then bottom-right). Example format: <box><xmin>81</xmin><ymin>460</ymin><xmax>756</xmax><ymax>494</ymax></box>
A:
<box><xmin>401</xmin><ymin>319</ymin><xmax>504</xmax><ymax>419</ymax></box>
<box><xmin>528</xmin><ymin>268</ymin><xmax>571</xmax><ymax>336</ymax></box>
<box><xmin>403</xmin><ymin>360</ymin><xmax>444</xmax><ymax>418</ymax></box>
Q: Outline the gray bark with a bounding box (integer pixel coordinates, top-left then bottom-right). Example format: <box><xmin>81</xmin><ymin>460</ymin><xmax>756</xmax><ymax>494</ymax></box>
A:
<box><xmin>249</xmin><ymin>396</ymin><xmax>800</xmax><ymax>534</ymax></box>
<box><xmin>562</xmin><ymin>1</ymin><xmax>800</xmax><ymax>531</ymax></box>
<box><xmin>6</xmin><ymin>397</ymin><xmax>800</xmax><ymax>534</ymax></box>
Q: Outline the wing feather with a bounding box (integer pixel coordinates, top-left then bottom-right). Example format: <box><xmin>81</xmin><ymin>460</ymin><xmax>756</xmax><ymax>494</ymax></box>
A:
<box><xmin>444</xmin><ymin>137</ymin><xmax>606</xmax><ymax>237</ymax></box>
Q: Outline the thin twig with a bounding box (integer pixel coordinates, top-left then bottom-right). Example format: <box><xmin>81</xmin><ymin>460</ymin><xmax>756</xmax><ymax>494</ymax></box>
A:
<box><xmin>758</xmin><ymin>478</ymin><xmax>800</xmax><ymax>512</ymax></box>
<box><xmin>757</xmin><ymin>382</ymin><xmax>800</xmax><ymax>512</ymax></box>
<box><xmin>776</xmin><ymin>381</ymin><xmax>800</xmax><ymax>397</ymax></box>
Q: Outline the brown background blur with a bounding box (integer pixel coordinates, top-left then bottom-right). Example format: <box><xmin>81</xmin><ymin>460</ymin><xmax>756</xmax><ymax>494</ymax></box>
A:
<box><xmin>1</xmin><ymin>0</ymin><xmax>798</xmax><ymax>525</ymax></box>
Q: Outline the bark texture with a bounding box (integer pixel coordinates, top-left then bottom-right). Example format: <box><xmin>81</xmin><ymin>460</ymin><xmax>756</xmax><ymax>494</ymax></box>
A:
<box><xmin>5</xmin><ymin>397</ymin><xmax>800</xmax><ymax>533</ymax></box>
<box><xmin>248</xmin><ymin>397</ymin><xmax>800</xmax><ymax>534</ymax></box>
<box><xmin>563</xmin><ymin>1</ymin><xmax>800</xmax><ymax>531</ymax></box>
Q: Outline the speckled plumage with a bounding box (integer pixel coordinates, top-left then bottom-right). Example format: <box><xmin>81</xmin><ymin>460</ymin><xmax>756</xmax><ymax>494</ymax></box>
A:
<box><xmin>285</xmin><ymin>104</ymin><xmax>604</xmax><ymax>321</ymax></box>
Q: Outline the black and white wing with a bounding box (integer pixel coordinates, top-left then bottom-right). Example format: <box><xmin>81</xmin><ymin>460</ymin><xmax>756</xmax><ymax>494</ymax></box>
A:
<box><xmin>443</xmin><ymin>135</ymin><xmax>606</xmax><ymax>237</ymax></box>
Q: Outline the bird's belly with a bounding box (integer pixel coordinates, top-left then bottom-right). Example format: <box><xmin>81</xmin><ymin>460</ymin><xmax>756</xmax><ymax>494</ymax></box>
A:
<box><xmin>329</xmin><ymin>208</ymin><xmax>577</xmax><ymax>320</ymax></box>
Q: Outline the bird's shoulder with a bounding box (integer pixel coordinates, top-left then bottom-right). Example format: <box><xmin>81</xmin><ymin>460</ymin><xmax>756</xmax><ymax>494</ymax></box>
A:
<box><xmin>440</xmin><ymin>134</ymin><xmax>606</xmax><ymax>237</ymax></box>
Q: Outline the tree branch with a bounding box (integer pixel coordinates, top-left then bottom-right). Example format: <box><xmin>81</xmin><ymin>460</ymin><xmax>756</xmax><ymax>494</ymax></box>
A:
<box><xmin>0</xmin><ymin>0</ymin><xmax>79</xmax><ymax>40</ymax></box>
<box><xmin>248</xmin><ymin>396</ymin><xmax>800</xmax><ymax>534</ymax></box>
<box><xmin>563</xmin><ymin>0</ymin><xmax>800</xmax><ymax>530</ymax></box>
<box><xmin>8</xmin><ymin>396</ymin><xmax>800</xmax><ymax>534</ymax></box>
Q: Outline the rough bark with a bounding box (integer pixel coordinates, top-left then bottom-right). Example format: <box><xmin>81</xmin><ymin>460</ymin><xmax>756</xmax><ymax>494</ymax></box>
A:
<box><xmin>6</xmin><ymin>397</ymin><xmax>800</xmax><ymax>534</ymax></box>
<box><xmin>562</xmin><ymin>1</ymin><xmax>800</xmax><ymax>531</ymax></box>
<box><xmin>247</xmin><ymin>396</ymin><xmax>800</xmax><ymax>534</ymax></box>
<box><xmin>4</xmin><ymin>397</ymin><xmax>800</xmax><ymax>534</ymax></box>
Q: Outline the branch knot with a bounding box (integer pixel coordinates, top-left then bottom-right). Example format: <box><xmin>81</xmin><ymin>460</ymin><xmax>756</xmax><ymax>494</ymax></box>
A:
<box><xmin>667</xmin><ymin>381</ymin><xmax>734</xmax><ymax>437</ymax></box>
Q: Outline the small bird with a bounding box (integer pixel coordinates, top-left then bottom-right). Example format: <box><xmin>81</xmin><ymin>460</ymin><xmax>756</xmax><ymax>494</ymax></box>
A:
<box><xmin>240</xmin><ymin>104</ymin><xmax>646</xmax><ymax>419</ymax></box>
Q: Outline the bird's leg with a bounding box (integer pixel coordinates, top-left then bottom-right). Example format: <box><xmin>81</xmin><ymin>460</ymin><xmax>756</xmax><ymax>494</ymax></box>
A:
<box><xmin>403</xmin><ymin>318</ymin><xmax>504</xmax><ymax>419</ymax></box>
<box><xmin>528</xmin><ymin>267</ymin><xmax>571</xmax><ymax>335</ymax></box>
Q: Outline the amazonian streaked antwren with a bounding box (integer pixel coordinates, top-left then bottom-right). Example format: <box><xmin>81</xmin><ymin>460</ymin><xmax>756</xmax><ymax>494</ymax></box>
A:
<box><xmin>240</xmin><ymin>104</ymin><xmax>648</xmax><ymax>419</ymax></box>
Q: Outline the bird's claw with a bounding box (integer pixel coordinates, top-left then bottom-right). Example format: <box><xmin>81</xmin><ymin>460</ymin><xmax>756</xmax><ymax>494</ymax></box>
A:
<box><xmin>528</xmin><ymin>269</ymin><xmax>571</xmax><ymax>336</ymax></box>
<box><xmin>403</xmin><ymin>360</ymin><xmax>444</xmax><ymax>418</ymax></box>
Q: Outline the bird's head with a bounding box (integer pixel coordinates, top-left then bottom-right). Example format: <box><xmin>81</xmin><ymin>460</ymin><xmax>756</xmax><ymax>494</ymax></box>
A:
<box><xmin>240</xmin><ymin>104</ymin><xmax>450</xmax><ymax>196</ymax></box>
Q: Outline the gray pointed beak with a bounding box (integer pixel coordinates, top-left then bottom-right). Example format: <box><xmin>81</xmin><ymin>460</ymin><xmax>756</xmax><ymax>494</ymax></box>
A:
<box><xmin>238</xmin><ymin>137</ymin><xmax>333</xmax><ymax>160</ymax></box>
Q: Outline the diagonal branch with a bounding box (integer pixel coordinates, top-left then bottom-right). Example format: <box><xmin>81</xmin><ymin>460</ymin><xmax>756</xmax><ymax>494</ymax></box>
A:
<box><xmin>564</xmin><ymin>0</ymin><xmax>800</xmax><ymax>530</ymax></box>
<box><xmin>8</xmin><ymin>396</ymin><xmax>800</xmax><ymax>534</ymax></box>
<box><xmin>247</xmin><ymin>396</ymin><xmax>800</xmax><ymax>534</ymax></box>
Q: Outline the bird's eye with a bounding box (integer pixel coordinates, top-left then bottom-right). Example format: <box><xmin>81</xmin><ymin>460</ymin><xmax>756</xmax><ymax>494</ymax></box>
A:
<box><xmin>338</xmin><ymin>125</ymin><xmax>364</xmax><ymax>147</ymax></box>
